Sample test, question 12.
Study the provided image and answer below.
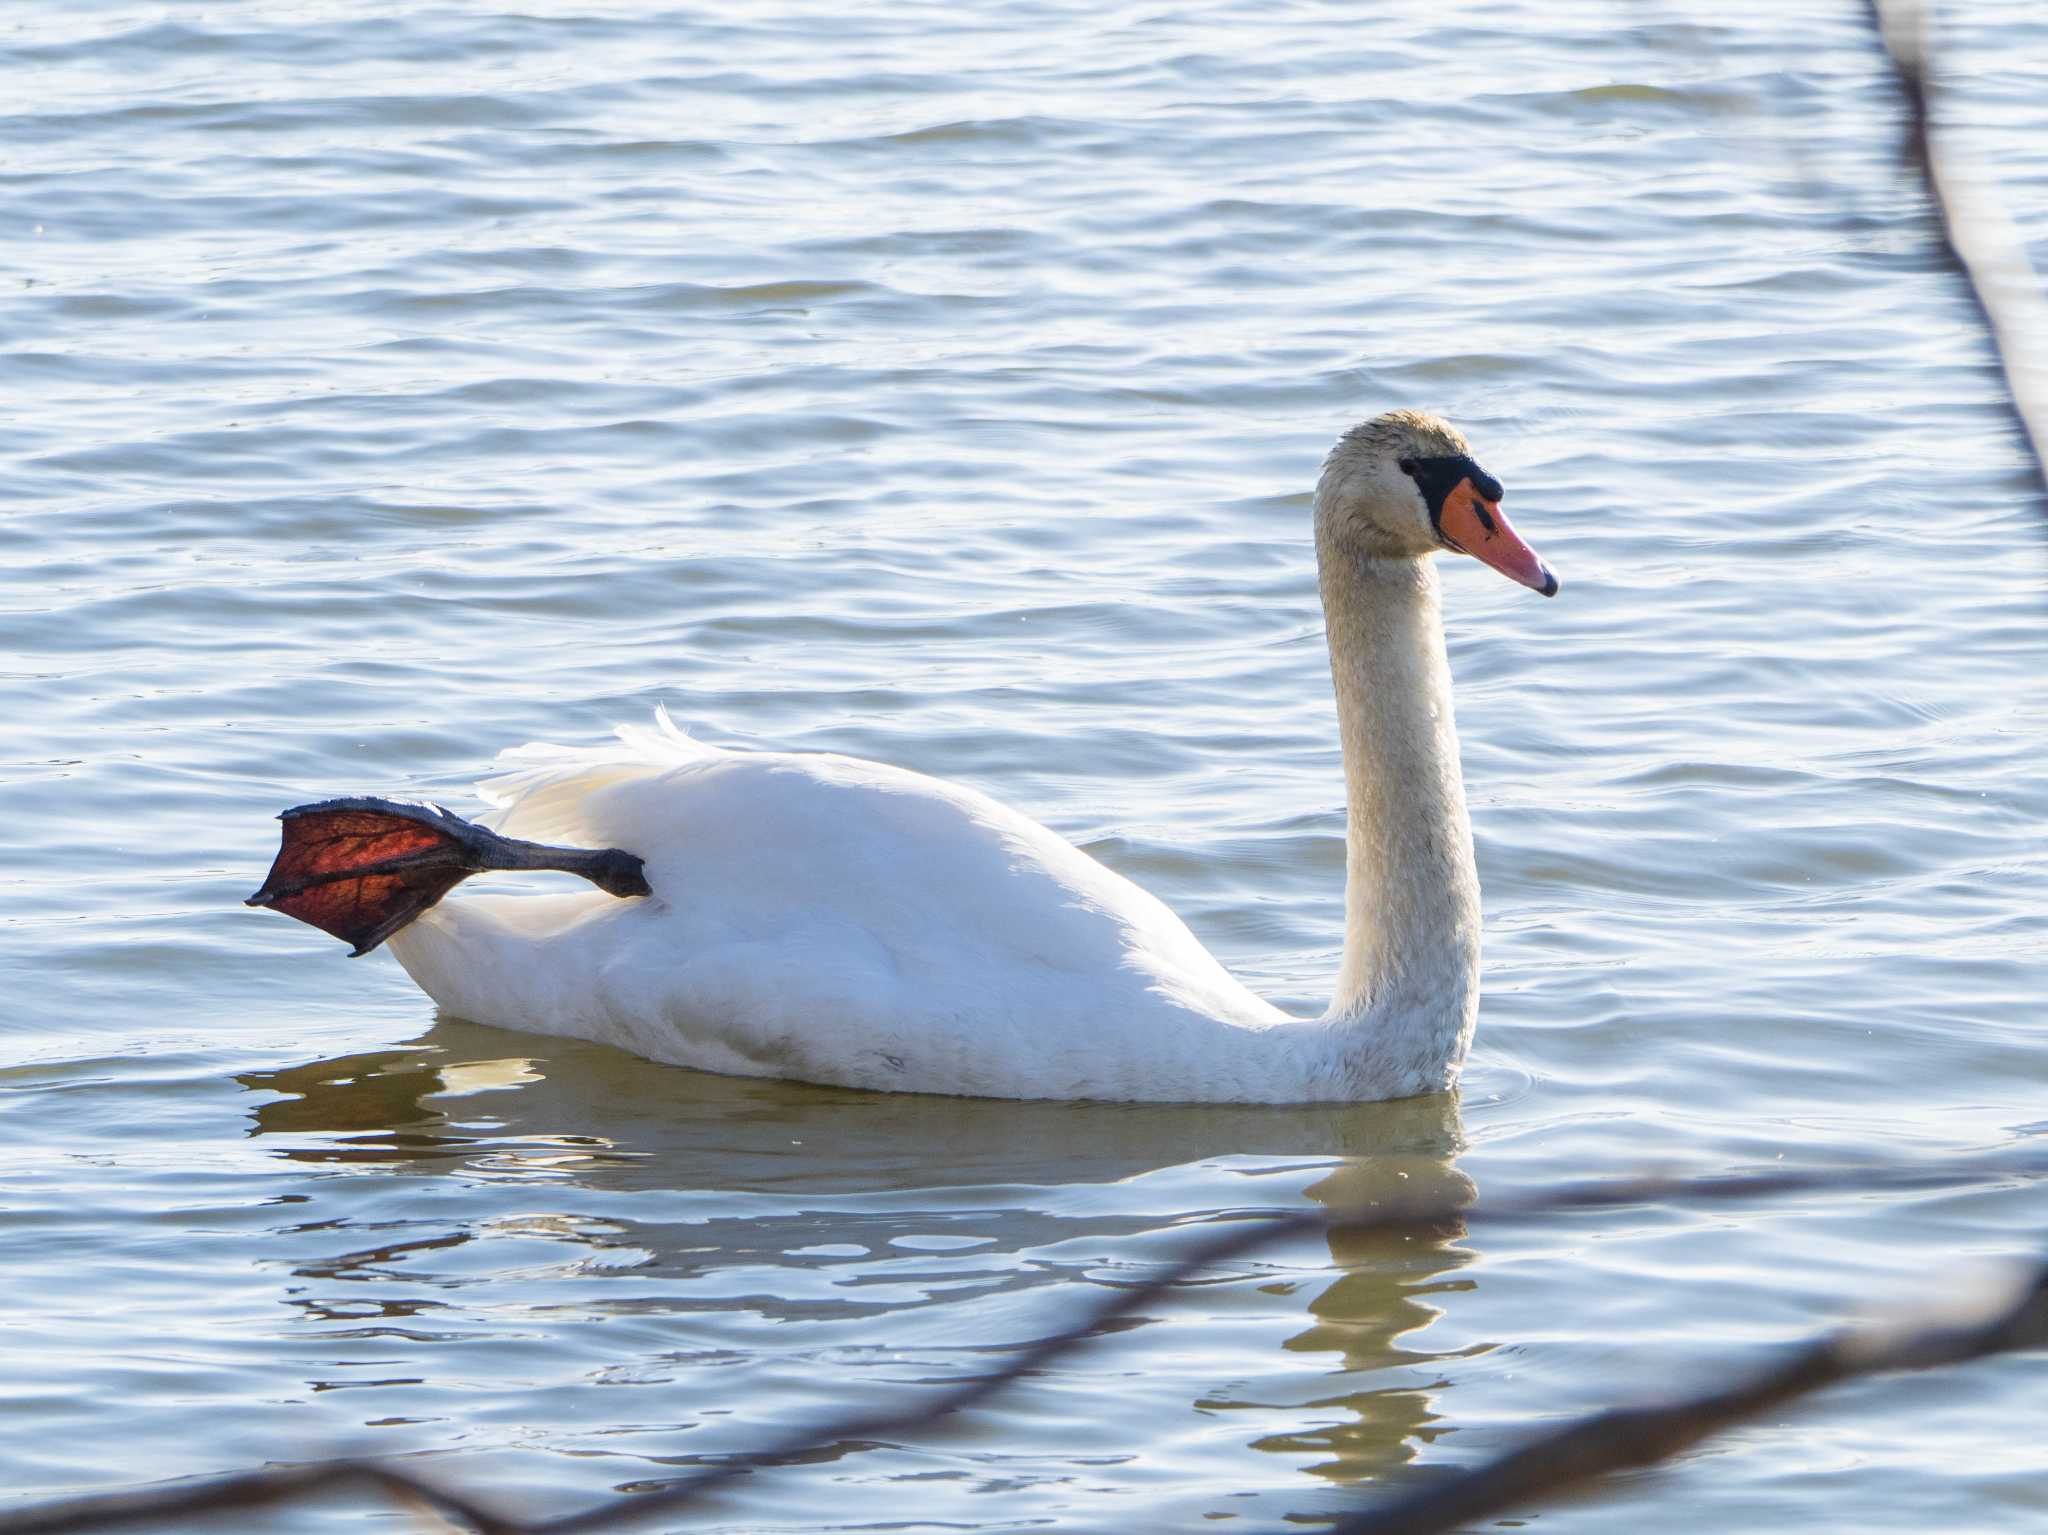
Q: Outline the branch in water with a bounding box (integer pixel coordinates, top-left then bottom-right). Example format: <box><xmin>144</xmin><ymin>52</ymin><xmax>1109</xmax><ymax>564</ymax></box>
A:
<box><xmin>1328</xmin><ymin>1256</ymin><xmax>2048</xmax><ymax>1535</ymax></box>
<box><xmin>5</xmin><ymin>1154</ymin><xmax>2048</xmax><ymax>1535</ymax></box>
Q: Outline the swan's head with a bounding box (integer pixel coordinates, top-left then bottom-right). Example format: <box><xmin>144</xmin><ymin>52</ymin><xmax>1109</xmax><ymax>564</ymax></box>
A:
<box><xmin>1315</xmin><ymin>410</ymin><xmax>1558</xmax><ymax>596</ymax></box>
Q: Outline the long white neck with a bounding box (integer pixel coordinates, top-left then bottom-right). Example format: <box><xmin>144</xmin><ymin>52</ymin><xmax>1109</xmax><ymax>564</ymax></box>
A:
<box><xmin>1312</xmin><ymin>541</ymin><xmax>1481</xmax><ymax>1097</ymax></box>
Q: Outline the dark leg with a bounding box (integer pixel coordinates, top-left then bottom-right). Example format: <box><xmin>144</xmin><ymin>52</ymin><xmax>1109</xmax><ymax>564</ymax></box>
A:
<box><xmin>246</xmin><ymin>797</ymin><xmax>651</xmax><ymax>957</ymax></box>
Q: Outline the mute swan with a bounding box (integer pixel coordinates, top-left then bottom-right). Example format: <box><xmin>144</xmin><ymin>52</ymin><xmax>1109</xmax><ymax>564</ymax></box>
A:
<box><xmin>250</xmin><ymin>410</ymin><xmax>1557</xmax><ymax>1103</ymax></box>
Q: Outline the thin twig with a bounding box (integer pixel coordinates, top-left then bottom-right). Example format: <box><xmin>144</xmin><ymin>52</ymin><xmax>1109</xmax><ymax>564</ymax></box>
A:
<box><xmin>1330</xmin><ymin>1259</ymin><xmax>2048</xmax><ymax>1535</ymax></box>
<box><xmin>5</xmin><ymin>1152</ymin><xmax>2046</xmax><ymax>1535</ymax></box>
<box><xmin>0</xmin><ymin>1463</ymin><xmax>518</xmax><ymax>1535</ymax></box>
<box><xmin>1868</xmin><ymin>0</ymin><xmax>2048</xmax><ymax>504</ymax></box>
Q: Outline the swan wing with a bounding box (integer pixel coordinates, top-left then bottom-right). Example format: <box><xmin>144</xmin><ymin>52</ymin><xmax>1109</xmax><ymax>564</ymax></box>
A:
<box><xmin>386</xmin><ymin>714</ymin><xmax>1292</xmax><ymax>1100</ymax></box>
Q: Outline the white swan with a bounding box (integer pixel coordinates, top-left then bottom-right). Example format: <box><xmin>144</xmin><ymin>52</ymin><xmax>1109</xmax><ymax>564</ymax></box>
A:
<box><xmin>250</xmin><ymin>410</ymin><xmax>1557</xmax><ymax>1103</ymax></box>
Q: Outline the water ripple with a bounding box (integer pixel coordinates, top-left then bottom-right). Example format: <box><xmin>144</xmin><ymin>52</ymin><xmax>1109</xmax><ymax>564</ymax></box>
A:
<box><xmin>4</xmin><ymin>1</ymin><xmax>2047</xmax><ymax>1531</ymax></box>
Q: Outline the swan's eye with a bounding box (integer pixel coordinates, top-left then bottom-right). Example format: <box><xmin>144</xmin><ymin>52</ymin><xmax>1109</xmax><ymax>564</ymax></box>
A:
<box><xmin>1398</xmin><ymin>458</ymin><xmax>1418</xmax><ymax>478</ymax></box>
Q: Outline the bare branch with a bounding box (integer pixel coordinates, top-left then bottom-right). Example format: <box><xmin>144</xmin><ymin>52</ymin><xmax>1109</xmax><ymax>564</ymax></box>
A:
<box><xmin>1867</xmin><ymin>0</ymin><xmax>2048</xmax><ymax>505</ymax></box>
<box><xmin>5</xmin><ymin>1152</ymin><xmax>2046</xmax><ymax>1535</ymax></box>
<box><xmin>1328</xmin><ymin>1261</ymin><xmax>2048</xmax><ymax>1535</ymax></box>
<box><xmin>0</xmin><ymin>1462</ymin><xmax>520</xmax><ymax>1535</ymax></box>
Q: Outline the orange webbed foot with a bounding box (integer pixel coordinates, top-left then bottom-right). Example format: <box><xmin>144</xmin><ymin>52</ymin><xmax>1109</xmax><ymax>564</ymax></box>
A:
<box><xmin>248</xmin><ymin>797</ymin><xmax>649</xmax><ymax>956</ymax></box>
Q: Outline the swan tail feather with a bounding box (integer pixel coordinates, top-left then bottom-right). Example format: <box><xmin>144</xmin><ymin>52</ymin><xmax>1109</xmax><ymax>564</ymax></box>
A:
<box><xmin>476</xmin><ymin>706</ymin><xmax>719</xmax><ymax>843</ymax></box>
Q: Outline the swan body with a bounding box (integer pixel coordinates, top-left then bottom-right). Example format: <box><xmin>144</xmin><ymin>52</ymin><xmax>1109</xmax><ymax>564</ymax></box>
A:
<box><xmin>278</xmin><ymin>411</ymin><xmax>1557</xmax><ymax>1103</ymax></box>
<box><xmin>390</xmin><ymin>720</ymin><xmax>1335</xmax><ymax>1101</ymax></box>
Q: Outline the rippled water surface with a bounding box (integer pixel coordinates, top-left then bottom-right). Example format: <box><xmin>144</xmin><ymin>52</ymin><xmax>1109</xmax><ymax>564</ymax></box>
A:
<box><xmin>6</xmin><ymin>2</ymin><xmax>2048</xmax><ymax>1530</ymax></box>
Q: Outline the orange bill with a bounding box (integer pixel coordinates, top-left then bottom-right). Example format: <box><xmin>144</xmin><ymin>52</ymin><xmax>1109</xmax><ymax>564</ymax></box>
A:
<box><xmin>1439</xmin><ymin>478</ymin><xmax>1558</xmax><ymax>596</ymax></box>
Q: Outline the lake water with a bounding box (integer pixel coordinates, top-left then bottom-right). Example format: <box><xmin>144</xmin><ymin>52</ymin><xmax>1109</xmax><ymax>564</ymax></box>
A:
<box><xmin>5</xmin><ymin>1</ymin><xmax>2047</xmax><ymax>1530</ymax></box>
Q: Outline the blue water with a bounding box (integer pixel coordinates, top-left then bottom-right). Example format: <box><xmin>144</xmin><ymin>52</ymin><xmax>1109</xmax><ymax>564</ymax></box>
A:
<box><xmin>5</xmin><ymin>2</ymin><xmax>2048</xmax><ymax>1530</ymax></box>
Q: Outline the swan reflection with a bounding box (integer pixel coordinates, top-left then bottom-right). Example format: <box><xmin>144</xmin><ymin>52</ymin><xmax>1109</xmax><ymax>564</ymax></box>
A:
<box><xmin>239</xmin><ymin>1018</ymin><xmax>1479</xmax><ymax>1512</ymax></box>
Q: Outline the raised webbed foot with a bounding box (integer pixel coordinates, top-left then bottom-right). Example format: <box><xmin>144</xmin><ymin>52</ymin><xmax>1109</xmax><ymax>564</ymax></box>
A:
<box><xmin>247</xmin><ymin>796</ymin><xmax>650</xmax><ymax>956</ymax></box>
